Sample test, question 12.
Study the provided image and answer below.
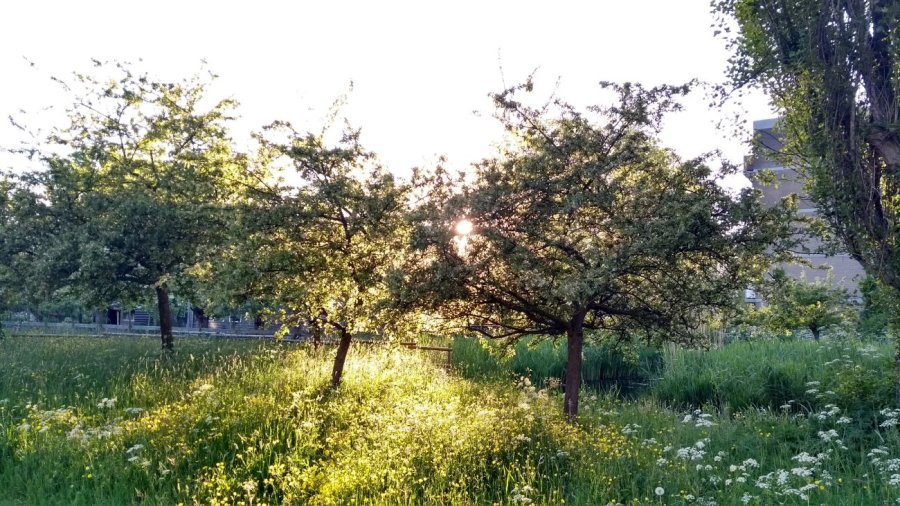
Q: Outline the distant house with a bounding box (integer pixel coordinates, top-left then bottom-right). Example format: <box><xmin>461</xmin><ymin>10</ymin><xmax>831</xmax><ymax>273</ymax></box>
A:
<box><xmin>93</xmin><ymin>306</ymin><xmax>152</xmax><ymax>326</ymax></box>
<box><xmin>745</xmin><ymin>118</ymin><xmax>867</xmax><ymax>298</ymax></box>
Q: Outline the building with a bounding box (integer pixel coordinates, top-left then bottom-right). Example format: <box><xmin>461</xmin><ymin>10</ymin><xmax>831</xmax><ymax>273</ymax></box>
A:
<box><xmin>745</xmin><ymin>118</ymin><xmax>867</xmax><ymax>297</ymax></box>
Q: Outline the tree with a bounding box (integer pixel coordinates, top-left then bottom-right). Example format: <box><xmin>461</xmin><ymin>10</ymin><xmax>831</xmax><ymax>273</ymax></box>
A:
<box><xmin>713</xmin><ymin>0</ymin><xmax>899</xmax><ymax>398</ymax></box>
<box><xmin>216</xmin><ymin>121</ymin><xmax>411</xmax><ymax>388</ymax></box>
<box><xmin>8</xmin><ymin>62</ymin><xmax>250</xmax><ymax>350</ymax></box>
<box><xmin>751</xmin><ymin>269</ymin><xmax>856</xmax><ymax>340</ymax></box>
<box><xmin>401</xmin><ymin>81</ymin><xmax>793</xmax><ymax>420</ymax></box>
<box><xmin>859</xmin><ymin>275</ymin><xmax>900</xmax><ymax>338</ymax></box>
<box><xmin>0</xmin><ymin>174</ymin><xmax>69</xmax><ymax>327</ymax></box>
<box><xmin>713</xmin><ymin>0</ymin><xmax>900</xmax><ymax>289</ymax></box>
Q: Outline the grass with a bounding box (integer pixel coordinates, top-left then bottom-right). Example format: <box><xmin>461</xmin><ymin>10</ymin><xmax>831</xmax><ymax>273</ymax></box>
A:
<box><xmin>1</xmin><ymin>334</ymin><xmax>899</xmax><ymax>504</ymax></box>
<box><xmin>451</xmin><ymin>336</ymin><xmax>663</xmax><ymax>389</ymax></box>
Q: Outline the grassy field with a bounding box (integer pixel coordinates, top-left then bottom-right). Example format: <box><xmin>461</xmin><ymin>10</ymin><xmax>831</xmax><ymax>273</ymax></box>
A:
<box><xmin>1</xmin><ymin>335</ymin><xmax>899</xmax><ymax>505</ymax></box>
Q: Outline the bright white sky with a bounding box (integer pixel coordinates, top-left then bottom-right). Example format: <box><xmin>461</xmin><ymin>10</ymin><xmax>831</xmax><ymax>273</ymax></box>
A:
<box><xmin>0</xmin><ymin>0</ymin><xmax>774</xmax><ymax>189</ymax></box>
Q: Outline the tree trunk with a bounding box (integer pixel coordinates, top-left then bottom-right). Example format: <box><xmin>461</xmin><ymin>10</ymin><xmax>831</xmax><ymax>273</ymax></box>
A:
<box><xmin>330</xmin><ymin>329</ymin><xmax>352</xmax><ymax>388</ymax></box>
<box><xmin>811</xmin><ymin>327</ymin><xmax>821</xmax><ymax>341</ymax></box>
<box><xmin>563</xmin><ymin>316</ymin><xmax>585</xmax><ymax>421</ymax></box>
<box><xmin>155</xmin><ymin>284</ymin><xmax>174</xmax><ymax>351</ymax></box>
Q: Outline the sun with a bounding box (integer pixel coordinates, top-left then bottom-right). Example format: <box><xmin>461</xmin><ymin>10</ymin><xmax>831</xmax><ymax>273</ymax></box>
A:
<box><xmin>455</xmin><ymin>219</ymin><xmax>474</xmax><ymax>236</ymax></box>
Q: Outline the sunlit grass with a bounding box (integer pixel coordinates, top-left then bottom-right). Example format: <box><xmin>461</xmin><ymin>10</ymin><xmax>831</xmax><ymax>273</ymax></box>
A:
<box><xmin>1</xmin><ymin>335</ymin><xmax>899</xmax><ymax>505</ymax></box>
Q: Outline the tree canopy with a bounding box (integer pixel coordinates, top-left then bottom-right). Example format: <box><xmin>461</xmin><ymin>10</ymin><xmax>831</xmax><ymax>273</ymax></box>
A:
<box><xmin>400</xmin><ymin>81</ymin><xmax>794</xmax><ymax>418</ymax></box>
<box><xmin>749</xmin><ymin>269</ymin><xmax>856</xmax><ymax>340</ymax></box>
<box><xmin>714</xmin><ymin>0</ymin><xmax>900</xmax><ymax>290</ymax></box>
<box><xmin>7</xmin><ymin>62</ymin><xmax>251</xmax><ymax>349</ymax></box>
<box><xmin>214</xmin><ymin>121</ymin><xmax>411</xmax><ymax>387</ymax></box>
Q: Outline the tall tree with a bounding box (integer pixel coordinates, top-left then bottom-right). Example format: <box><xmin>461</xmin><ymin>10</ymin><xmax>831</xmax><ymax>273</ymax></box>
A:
<box><xmin>8</xmin><ymin>62</ymin><xmax>250</xmax><ymax>349</ymax></box>
<box><xmin>216</xmin><ymin>122</ymin><xmax>411</xmax><ymax>387</ymax></box>
<box><xmin>401</xmin><ymin>81</ymin><xmax>793</xmax><ymax>420</ymax></box>
<box><xmin>713</xmin><ymin>0</ymin><xmax>899</xmax><ymax>398</ymax></box>
<box><xmin>713</xmin><ymin>0</ymin><xmax>900</xmax><ymax>289</ymax></box>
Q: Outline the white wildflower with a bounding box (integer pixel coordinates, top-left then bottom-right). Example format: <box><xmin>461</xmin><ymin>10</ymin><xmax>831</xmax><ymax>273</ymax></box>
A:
<box><xmin>96</xmin><ymin>397</ymin><xmax>117</xmax><ymax>409</ymax></box>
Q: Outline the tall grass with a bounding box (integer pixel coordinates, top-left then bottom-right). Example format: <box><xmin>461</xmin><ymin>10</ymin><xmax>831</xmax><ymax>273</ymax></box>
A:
<box><xmin>451</xmin><ymin>336</ymin><xmax>662</xmax><ymax>388</ymax></box>
<box><xmin>1</xmin><ymin>335</ymin><xmax>899</xmax><ymax>504</ymax></box>
<box><xmin>653</xmin><ymin>340</ymin><xmax>895</xmax><ymax>414</ymax></box>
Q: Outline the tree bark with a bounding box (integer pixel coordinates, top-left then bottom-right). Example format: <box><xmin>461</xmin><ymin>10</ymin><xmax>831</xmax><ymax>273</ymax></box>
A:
<box><xmin>563</xmin><ymin>315</ymin><xmax>585</xmax><ymax>421</ymax></box>
<box><xmin>330</xmin><ymin>328</ymin><xmax>352</xmax><ymax>388</ymax></box>
<box><xmin>155</xmin><ymin>284</ymin><xmax>174</xmax><ymax>351</ymax></box>
<box><xmin>811</xmin><ymin>327</ymin><xmax>821</xmax><ymax>341</ymax></box>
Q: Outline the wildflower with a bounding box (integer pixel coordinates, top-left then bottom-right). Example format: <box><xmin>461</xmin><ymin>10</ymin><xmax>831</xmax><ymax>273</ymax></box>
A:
<box><xmin>621</xmin><ymin>424</ymin><xmax>640</xmax><ymax>435</ymax></box>
<box><xmin>124</xmin><ymin>407</ymin><xmax>144</xmax><ymax>416</ymax></box>
<box><xmin>792</xmin><ymin>452</ymin><xmax>820</xmax><ymax>464</ymax></box>
<box><xmin>126</xmin><ymin>444</ymin><xmax>144</xmax><ymax>454</ymax></box>
<box><xmin>818</xmin><ymin>429</ymin><xmax>840</xmax><ymax>442</ymax></box>
<box><xmin>96</xmin><ymin>397</ymin><xmax>117</xmax><ymax>409</ymax></box>
<box><xmin>655</xmin><ymin>487</ymin><xmax>665</xmax><ymax>496</ymax></box>
<box><xmin>791</xmin><ymin>466</ymin><xmax>813</xmax><ymax>477</ymax></box>
<box><xmin>740</xmin><ymin>494</ymin><xmax>753</xmax><ymax>505</ymax></box>
<box><xmin>836</xmin><ymin>416</ymin><xmax>852</xmax><ymax>425</ymax></box>
<box><xmin>776</xmin><ymin>469</ymin><xmax>789</xmax><ymax>486</ymax></box>
<box><xmin>676</xmin><ymin>446</ymin><xmax>706</xmax><ymax>461</ymax></box>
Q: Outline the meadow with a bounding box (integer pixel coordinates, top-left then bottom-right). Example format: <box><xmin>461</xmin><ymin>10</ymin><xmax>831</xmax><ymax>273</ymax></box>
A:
<box><xmin>1</xmin><ymin>334</ymin><xmax>899</xmax><ymax>505</ymax></box>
